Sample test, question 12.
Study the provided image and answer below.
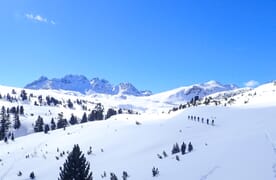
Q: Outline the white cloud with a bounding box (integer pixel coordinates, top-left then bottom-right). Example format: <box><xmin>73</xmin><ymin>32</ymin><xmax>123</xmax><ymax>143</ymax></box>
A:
<box><xmin>50</xmin><ymin>20</ymin><xmax>56</xmax><ymax>25</ymax></box>
<box><xmin>25</xmin><ymin>13</ymin><xmax>55</xmax><ymax>25</ymax></box>
<box><xmin>244</xmin><ymin>80</ymin><xmax>259</xmax><ymax>87</ymax></box>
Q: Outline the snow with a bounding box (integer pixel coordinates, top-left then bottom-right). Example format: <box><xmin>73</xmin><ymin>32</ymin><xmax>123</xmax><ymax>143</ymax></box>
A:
<box><xmin>147</xmin><ymin>80</ymin><xmax>237</xmax><ymax>104</ymax></box>
<box><xmin>0</xmin><ymin>81</ymin><xmax>276</xmax><ymax>179</ymax></box>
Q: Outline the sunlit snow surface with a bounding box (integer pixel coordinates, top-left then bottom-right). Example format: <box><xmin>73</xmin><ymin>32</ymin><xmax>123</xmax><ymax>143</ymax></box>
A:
<box><xmin>0</xmin><ymin>82</ymin><xmax>276</xmax><ymax>179</ymax></box>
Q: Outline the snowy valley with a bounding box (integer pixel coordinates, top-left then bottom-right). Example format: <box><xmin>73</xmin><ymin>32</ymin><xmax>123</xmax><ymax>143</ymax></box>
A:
<box><xmin>0</xmin><ymin>78</ymin><xmax>276</xmax><ymax>180</ymax></box>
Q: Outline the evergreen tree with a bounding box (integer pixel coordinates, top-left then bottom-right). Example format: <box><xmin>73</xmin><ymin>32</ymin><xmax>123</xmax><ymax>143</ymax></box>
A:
<box><xmin>110</xmin><ymin>172</ymin><xmax>118</xmax><ymax>180</ymax></box>
<box><xmin>51</xmin><ymin>118</ymin><xmax>56</xmax><ymax>130</ymax></box>
<box><xmin>88</xmin><ymin>110</ymin><xmax>96</xmax><ymax>121</ymax></box>
<box><xmin>152</xmin><ymin>167</ymin><xmax>159</xmax><ymax>177</ymax></box>
<box><xmin>19</xmin><ymin>106</ymin><xmax>24</xmax><ymax>115</ymax></box>
<box><xmin>13</xmin><ymin>114</ymin><xmax>21</xmax><ymax>129</ymax></box>
<box><xmin>118</xmin><ymin>108</ymin><xmax>123</xmax><ymax>114</ymax></box>
<box><xmin>57</xmin><ymin>113</ymin><xmax>68</xmax><ymax>129</ymax></box>
<box><xmin>59</xmin><ymin>144</ymin><xmax>93</xmax><ymax>180</ymax></box>
<box><xmin>11</xmin><ymin>133</ymin><xmax>14</xmax><ymax>141</ymax></box>
<box><xmin>188</xmin><ymin>142</ymin><xmax>193</xmax><ymax>152</ymax></box>
<box><xmin>69</xmin><ymin>114</ymin><xmax>78</xmax><ymax>125</ymax></box>
<box><xmin>122</xmin><ymin>171</ymin><xmax>129</xmax><ymax>180</ymax></box>
<box><xmin>20</xmin><ymin>90</ymin><xmax>28</xmax><ymax>101</ymax></box>
<box><xmin>171</xmin><ymin>143</ymin><xmax>180</xmax><ymax>154</ymax></box>
<box><xmin>0</xmin><ymin>106</ymin><xmax>10</xmax><ymax>140</ymax></box>
<box><xmin>29</xmin><ymin>172</ymin><xmax>35</xmax><ymax>179</ymax></box>
<box><xmin>95</xmin><ymin>103</ymin><xmax>104</xmax><ymax>120</ymax></box>
<box><xmin>162</xmin><ymin>151</ymin><xmax>168</xmax><ymax>158</ymax></box>
<box><xmin>57</xmin><ymin>119</ymin><xmax>68</xmax><ymax>129</ymax></box>
<box><xmin>67</xmin><ymin>99</ymin><xmax>74</xmax><ymax>109</ymax></box>
<box><xmin>181</xmin><ymin>142</ymin><xmax>186</xmax><ymax>155</ymax></box>
<box><xmin>34</xmin><ymin>116</ymin><xmax>44</xmax><ymax>132</ymax></box>
<box><xmin>106</xmin><ymin>108</ymin><xmax>117</xmax><ymax>119</ymax></box>
<box><xmin>44</xmin><ymin>124</ymin><xmax>50</xmax><ymax>134</ymax></box>
<box><xmin>81</xmin><ymin>112</ymin><xmax>88</xmax><ymax>123</ymax></box>
<box><xmin>4</xmin><ymin>136</ymin><xmax>8</xmax><ymax>143</ymax></box>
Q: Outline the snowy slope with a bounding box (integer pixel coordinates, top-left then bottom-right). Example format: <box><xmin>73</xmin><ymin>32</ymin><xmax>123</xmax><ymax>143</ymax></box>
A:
<box><xmin>0</xmin><ymin>81</ymin><xmax>276</xmax><ymax>179</ymax></box>
<box><xmin>1</xmin><ymin>105</ymin><xmax>276</xmax><ymax>180</ymax></box>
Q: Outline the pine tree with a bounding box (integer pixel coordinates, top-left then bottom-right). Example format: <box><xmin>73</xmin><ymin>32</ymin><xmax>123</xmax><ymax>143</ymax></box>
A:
<box><xmin>20</xmin><ymin>90</ymin><xmax>27</xmax><ymax>101</ymax></box>
<box><xmin>122</xmin><ymin>171</ymin><xmax>129</xmax><ymax>180</ymax></box>
<box><xmin>171</xmin><ymin>143</ymin><xmax>180</xmax><ymax>154</ymax></box>
<box><xmin>57</xmin><ymin>113</ymin><xmax>68</xmax><ymax>129</ymax></box>
<box><xmin>110</xmin><ymin>172</ymin><xmax>118</xmax><ymax>180</ymax></box>
<box><xmin>13</xmin><ymin>114</ymin><xmax>21</xmax><ymax>129</ymax></box>
<box><xmin>0</xmin><ymin>106</ymin><xmax>6</xmax><ymax>140</ymax></box>
<box><xmin>69</xmin><ymin>114</ymin><xmax>78</xmax><ymax>125</ymax></box>
<box><xmin>59</xmin><ymin>144</ymin><xmax>93</xmax><ymax>180</ymax></box>
<box><xmin>19</xmin><ymin>106</ymin><xmax>24</xmax><ymax>115</ymax></box>
<box><xmin>88</xmin><ymin>110</ymin><xmax>96</xmax><ymax>121</ymax></box>
<box><xmin>188</xmin><ymin>142</ymin><xmax>193</xmax><ymax>152</ymax></box>
<box><xmin>106</xmin><ymin>108</ymin><xmax>117</xmax><ymax>119</ymax></box>
<box><xmin>152</xmin><ymin>167</ymin><xmax>159</xmax><ymax>177</ymax></box>
<box><xmin>181</xmin><ymin>142</ymin><xmax>186</xmax><ymax>155</ymax></box>
<box><xmin>30</xmin><ymin>172</ymin><xmax>35</xmax><ymax>179</ymax></box>
<box><xmin>81</xmin><ymin>112</ymin><xmax>88</xmax><ymax>123</ymax></box>
<box><xmin>34</xmin><ymin>116</ymin><xmax>44</xmax><ymax>132</ymax></box>
<box><xmin>44</xmin><ymin>124</ymin><xmax>50</xmax><ymax>134</ymax></box>
<box><xmin>67</xmin><ymin>99</ymin><xmax>74</xmax><ymax>109</ymax></box>
<box><xmin>0</xmin><ymin>106</ymin><xmax>10</xmax><ymax>140</ymax></box>
<box><xmin>11</xmin><ymin>133</ymin><xmax>14</xmax><ymax>141</ymax></box>
<box><xmin>94</xmin><ymin>103</ymin><xmax>104</xmax><ymax>120</ymax></box>
<box><xmin>51</xmin><ymin>118</ymin><xmax>56</xmax><ymax>130</ymax></box>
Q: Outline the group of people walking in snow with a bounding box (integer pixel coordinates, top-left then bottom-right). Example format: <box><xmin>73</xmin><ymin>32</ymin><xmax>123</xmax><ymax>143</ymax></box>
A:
<box><xmin>187</xmin><ymin>115</ymin><xmax>215</xmax><ymax>126</ymax></box>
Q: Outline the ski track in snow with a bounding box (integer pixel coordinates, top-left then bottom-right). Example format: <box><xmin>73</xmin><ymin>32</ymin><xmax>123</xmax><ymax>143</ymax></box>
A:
<box><xmin>1</xmin><ymin>141</ymin><xmax>46</xmax><ymax>180</ymax></box>
<box><xmin>200</xmin><ymin>166</ymin><xmax>220</xmax><ymax>180</ymax></box>
<box><xmin>265</xmin><ymin>132</ymin><xmax>276</xmax><ymax>178</ymax></box>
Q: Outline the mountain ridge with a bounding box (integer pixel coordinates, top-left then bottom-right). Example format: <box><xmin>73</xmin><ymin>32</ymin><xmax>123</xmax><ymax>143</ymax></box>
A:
<box><xmin>25</xmin><ymin>75</ymin><xmax>152</xmax><ymax>96</ymax></box>
<box><xmin>25</xmin><ymin>75</ymin><xmax>238</xmax><ymax>100</ymax></box>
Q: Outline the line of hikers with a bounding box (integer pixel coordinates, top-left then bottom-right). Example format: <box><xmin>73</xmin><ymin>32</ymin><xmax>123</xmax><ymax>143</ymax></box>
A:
<box><xmin>187</xmin><ymin>115</ymin><xmax>215</xmax><ymax>126</ymax></box>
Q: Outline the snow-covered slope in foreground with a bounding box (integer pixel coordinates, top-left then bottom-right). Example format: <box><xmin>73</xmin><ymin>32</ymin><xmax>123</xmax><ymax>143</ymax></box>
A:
<box><xmin>1</xmin><ymin>105</ymin><xmax>276</xmax><ymax>180</ymax></box>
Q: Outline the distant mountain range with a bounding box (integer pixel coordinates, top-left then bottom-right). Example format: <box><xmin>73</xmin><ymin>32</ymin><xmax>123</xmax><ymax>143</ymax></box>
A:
<box><xmin>150</xmin><ymin>80</ymin><xmax>238</xmax><ymax>103</ymax></box>
<box><xmin>25</xmin><ymin>75</ymin><xmax>152</xmax><ymax>96</ymax></box>
<box><xmin>25</xmin><ymin>75</ymin><xmax>238</xmax><ymax>99</ymax></box>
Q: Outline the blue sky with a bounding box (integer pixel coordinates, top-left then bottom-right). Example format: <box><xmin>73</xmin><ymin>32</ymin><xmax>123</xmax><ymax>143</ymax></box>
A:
<box><xmin>0</xmin><ymin>0</ymin><xmax>275</xmax><ymax>93</ymax></box>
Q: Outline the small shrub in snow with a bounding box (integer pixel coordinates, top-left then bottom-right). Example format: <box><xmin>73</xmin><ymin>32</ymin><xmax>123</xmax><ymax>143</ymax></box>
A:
<box><xmin>152</xmin><ymin>167</ymin><xmax>159</xmax><ymax>177</ymax></box>
<box><xmin>188</xmin><ymin>142</ymin><xmax>193</xmax><ymax>152</ymax></box>
<box><xmin>30</xmin><ymin>171</ymin><xmax>35</xmax><ymax>179</ymax></box>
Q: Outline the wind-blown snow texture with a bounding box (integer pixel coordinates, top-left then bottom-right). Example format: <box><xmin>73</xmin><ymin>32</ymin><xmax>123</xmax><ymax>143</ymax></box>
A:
<box><xmin>1</xmin><ymin>80</ymin><xmax>276</xmax><ymax>180</ymax></box>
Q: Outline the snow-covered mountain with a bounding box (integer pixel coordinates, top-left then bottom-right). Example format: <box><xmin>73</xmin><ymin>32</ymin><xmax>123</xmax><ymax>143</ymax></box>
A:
<box><xmin>25</xmin><ymin>75</ymin><xmax>152</xmax><ymax>96</ymax></box>
<box><xmin>149</xmin><ymin>80</ymin><xmax>238</xmax><ymax>104</ymax></box>
<box><xmin>26</xmin><ymin>76</ymin><xmax>237</xmax><ymax>103</ymax></box>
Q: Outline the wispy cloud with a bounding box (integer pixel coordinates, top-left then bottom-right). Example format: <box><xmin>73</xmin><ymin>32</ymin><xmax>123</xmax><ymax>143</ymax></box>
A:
<box><xmin>25</xmin><ymin>13</ymin><xmax>56</xmax><ymax>25</ymax></box>
<box><xmin>244</xmin><ymin>80</ymin><xmax>259</xmax><ymax>87</ymax></box>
